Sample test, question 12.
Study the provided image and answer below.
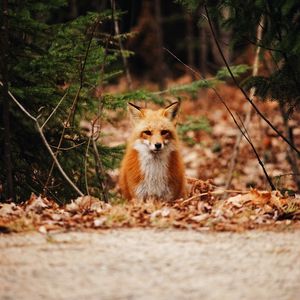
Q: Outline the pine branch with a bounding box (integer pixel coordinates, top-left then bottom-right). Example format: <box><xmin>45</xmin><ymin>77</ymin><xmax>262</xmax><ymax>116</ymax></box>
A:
<box><xmin>0</xmin><ymin>81</ymin><xmax>84</xmax><ymax>197</ymax></box>
<box><xmin>44</xmin><ymin>19</ymin><xmax>99</xmax><ymax>194</ymax></box>
<box><xmin>91</xmin><ymin>34</ymin><xmax>112</xmax><ymax>203</ymax></box>
<box><xmin>70</xmin><ymin>18</ymin><xmax>100</xmax><ymax>125</ymax></box>
<box><xmin>204</xmin><ymin>4</ymin><xmax>300</xmax><ymax>156</ymax></box>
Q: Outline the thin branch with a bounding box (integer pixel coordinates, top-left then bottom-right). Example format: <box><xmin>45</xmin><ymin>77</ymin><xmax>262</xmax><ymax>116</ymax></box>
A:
<box><xmin>162</xmin><ymin>49</ymin><xmax>275</xmax><ymax>190</ymax></box>
<box><xmin>34</xmin><ymin>176</ymin><xmax>64</xmax><ymax>205</ymax></box>
<box><xmin>215</xmin><ymin>90</ymin><xmax>276</xmax><ymax>190</ymax></box>
<box><xmin>41</xmin><ymin>90</ymin><xmax>69</xmax><ymax>129</ymax></box>
<box><xmin>92</xmin><ymin>117</ymin><xmax>109</xmax><ymax>203</ymax></box>
<box><xmin>50</xmin><ymin>141</ymin><xmax>86</xmax><ymax>151</ymax></box>
<box><xmin>1</xmin><ymin>83</ymin><xmax>84</xmax><ymax>196</ymax></box>
<box><xmin>84</xmin><ymin>134</ymin><xmax>92</xmax><ymax>196</ymax></box>
<box><xmin>224</xmin><ymin>16</ymin><xmax>264</xmax><ymax>191</ymax></box>
<box><xmin>70</xmin><ymin>19</ymin><xmax>101</xmax><ymax>125</ymax></box>
<box><xmin>44</xmin><ymin>20</ymin><xmax>99</xmax><ymax>193</ymax></box>
<box><xmin>89</xmin><ymin>32</ymin><xmax>113</xmax><ymax>203</ymax></box>
<box><xmin>244</xmin><ymin>37</ymin><xmax>284</xmax><ymax>53</ymax></box>
<box><xmin>0</xmin><ymin>81</ymin><xmax>36</xmax><ymax>121</ymax></box>
<box><xmin>36</xmin><ymin>123</ymin><xmax>84</xmax><ymax>196</ymax></box>
<box><xmin>163</xmin><ymin>47</ymin><xmax>201</xmax><ymax>79</ymax></box>
<box><xmin>279</xmin><ymin>104</ymin><xmax>300</xmax><ymax>190</ymax></box>
<box><xmin>204</xmin><ymin>4</ymin><xmax>300</xmax><ymax>156</ymax></box>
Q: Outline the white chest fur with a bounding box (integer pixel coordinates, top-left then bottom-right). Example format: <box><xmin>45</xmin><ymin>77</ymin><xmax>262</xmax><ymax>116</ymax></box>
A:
<box><xmin>133</xmin><ymin>140</ymin><xmax>173</xmax><ymax>200</ymax></box>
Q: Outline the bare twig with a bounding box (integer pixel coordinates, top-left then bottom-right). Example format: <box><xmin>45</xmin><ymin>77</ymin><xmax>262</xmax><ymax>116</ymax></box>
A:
<box><xmin>204</xmin><ymin>5</ymin><xmax>300</xmax><ymax>156</ymax></box>
<box><xmin>0</xmin><ymin>81</ymin><xmax>84</xmax><ymax>196</ymax></box>
<box><xmin>44</xmin><ymin>20</ymin><xmax>99</xmax><ymax>193</ymax></box>
<box><xmin>163</xmin><ymin>48</ymin><xmax>276</xmax><ymax>190</ymax></box>
<box><xmin>0</xmin><ymin>82</ymin><xmax>35</xmax><ymax>121</ymax></box>
<box><xmin>41</xmin><ymin>90</ymin><xmax>69</xmax><ymax>129</ymax></box>
<box><xmin>163</xmin><ymin>47</ymin><xmax>200</xmax><ymax>79</ymax></box>
<box><xmin>215</xmin><ymin>89</ymin><xmax>276</xmax><ymax>190</ymax></box>
<box><xmin>279</xmin><ymin>105</ymin><xmax>300</xmax><ymax>190</ymax></box>
<box><xmin>88</xmin><ymin>31</ymin><xmax>113</xmax><ymax>203</ymax></box>
<box><xmin>70</xmin><ymin>20</ymin><xmax>100</xmax><ymax>125</ymax></box>
<box><xmin>50</xmin><ymin>141</ymin><xmax>86</xmax><ymax>151</ymax></box>
<box><xmin>36</xmin><ymin>122</ymin><xmax>84</xmax><ymax>196</ymax></box>
<box><xmin>91</xmin><ymin>116</ymin><xmax>109</xmax><ymax>203</ymax></box>
<box><xmin>84</xmin><ymin>134</ymin><xmax>92</xmax><ymax>196</ymax></box>
<box><xmin>224</xmin><ymin>16</ymin><xmax>264</xmax><ymax>191</ymax></box>
<box><xmin>267</xmin><ymin>48</ymin><xmax>300</xmax><ymax>190</ymax></box>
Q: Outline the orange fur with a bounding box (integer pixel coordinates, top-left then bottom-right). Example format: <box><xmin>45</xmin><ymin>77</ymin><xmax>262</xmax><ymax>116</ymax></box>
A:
<box><xmin>167</xmin><ymin>150</ymin><xmax>186</xmax><ymax>199</ymax></box>
<box><xmin>119</xmin><ymin>149</ymin><xmax>144</xmax><ymax>200</ymax></box>
<box><xmin>119</xmin><ymin>102</ymin><xmax>186</xmax><ymax>201</ymax></box>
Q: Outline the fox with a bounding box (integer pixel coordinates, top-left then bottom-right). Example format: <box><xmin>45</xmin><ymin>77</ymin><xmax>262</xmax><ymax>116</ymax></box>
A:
<box><xmin>119</xmin><ymin>101</ymin><xmax>186</xmax><ymax>201</ymax></box>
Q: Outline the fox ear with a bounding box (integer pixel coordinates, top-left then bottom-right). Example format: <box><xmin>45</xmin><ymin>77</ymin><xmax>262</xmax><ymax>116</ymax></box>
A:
<box><xmin>163</xmin><ymin>101</ymin><xmax>180</xmax><ymax>123</ymax></box>
<box><xmin>128</xmin><ymin>102</ymin><xmax>143</xmax><ymax>122</ymax></box>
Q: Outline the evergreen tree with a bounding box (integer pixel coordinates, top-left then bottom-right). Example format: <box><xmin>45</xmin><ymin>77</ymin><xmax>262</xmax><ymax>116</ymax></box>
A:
<box><xmin>177</xmin><ymin>0</ymin><xmax>300</xmax><ymax>112</ymax></box>
<box><xmin>177</xmin><ymin>0</ymin><xmax>300</xmax><ymax>189</ymax></box>
<box><xmin>0</xmin><ymin>0</ymin><xmax>125</xmax><ymax>202</ymax></box>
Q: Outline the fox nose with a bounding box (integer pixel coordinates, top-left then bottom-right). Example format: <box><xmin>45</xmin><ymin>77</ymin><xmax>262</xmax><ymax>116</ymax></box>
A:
<box><xmin>155</xmin><ymin>143</ymin><xmax>162</xmax><ymax>150</ymax></box>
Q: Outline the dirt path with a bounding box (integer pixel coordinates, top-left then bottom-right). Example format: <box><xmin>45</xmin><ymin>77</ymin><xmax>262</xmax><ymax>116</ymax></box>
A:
<box><xmin>1</xmin><ymin>229</ymin><xmax>300</xmax><ymax>300</ymax></box>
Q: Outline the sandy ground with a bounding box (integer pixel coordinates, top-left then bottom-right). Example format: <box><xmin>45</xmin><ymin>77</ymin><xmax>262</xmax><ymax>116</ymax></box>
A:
<box><xmin>1</xmin><ymin>229</ymin><xmax>300</xmax><ymax>300</ymax></box>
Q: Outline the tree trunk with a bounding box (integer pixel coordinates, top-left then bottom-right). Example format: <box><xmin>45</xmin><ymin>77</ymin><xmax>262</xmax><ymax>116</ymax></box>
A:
<box><xmin>186</xmin><ymin>13</ymin><xmax>196</xmax><ymax>79</ymax></box>
<box><xmin>198</xmin><ymin>7</ymin><xmax>208</xmax><ymax>76</ymax></box>
<box><xmin>111</xmin><ymin>0</ymin><xmax>133</xmax><ymax>90</ymax></box>
<box><xmin>205</xmin><ymin>10</ymin><xmax>223</xmax><ymax>68</ymax></box>
<box><xmin>69</xmin><ymin>0</ymin><xmax>78</xmax><ymax>19</ymax></box>
<box><xmin>154</xmin><ymin>0</ymin><xmax>167</xmax><ymax>89</ymax></box>
<box><xmin>220</xmin><ymin>6</ymin><xmax>232</xmax><ymax>64</ymax></box>
<box><xmin>0</xmin><ymin>0</ymin><xmax>14</xmax><ymax>200</ymax></box>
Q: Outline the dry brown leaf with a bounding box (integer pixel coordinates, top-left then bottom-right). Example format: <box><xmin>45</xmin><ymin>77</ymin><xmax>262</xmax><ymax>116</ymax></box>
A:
<box><xmin>0</xmin><ymin>203</ymin><xmax>21</xmax><ymax>216</ymax></box>
<box><xmin>25</xmin><ymin>195</ymin><xmax>49</xmax><ymax>212</ymax></box>
<box><xmin>190</xmin><ymin>213</ymin><xmax>209</xmax><ymax>222</ymax></box>
<box><xmin>1</xmin><ymin>187</ymin><xmax>300</xmax><ymax>233</ymax></box>
<box><xmin>66</xmin><ymin>196</ymin><xmax>111</xmax><ymax>213</ymax></box>
<box><xmin>93</xmin><ymin>217</ymin><xmax>107</xmax><ymax>227</ymax></box>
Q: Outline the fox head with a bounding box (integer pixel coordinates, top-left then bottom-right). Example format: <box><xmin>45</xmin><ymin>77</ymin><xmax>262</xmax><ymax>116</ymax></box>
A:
<box><xmin>128</xmin><ymin>101</ymin><xmax>180</xmax><ymax>154</ymax></box>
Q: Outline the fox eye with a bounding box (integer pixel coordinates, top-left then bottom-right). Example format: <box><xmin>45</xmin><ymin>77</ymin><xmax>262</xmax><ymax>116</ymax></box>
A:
<box><xmin>161</xmin><ymin>130</ymin><xmax>169</xmax><ymax>135</ymax></box>
<box><xmin>143</xmin><ymin>130</ymin><xmax>152</xmax><ymax>136</ymax></box>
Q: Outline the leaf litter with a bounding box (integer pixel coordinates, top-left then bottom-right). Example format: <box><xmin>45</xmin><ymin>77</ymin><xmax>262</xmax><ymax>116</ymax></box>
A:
<box><xmin>1</xmin><ymin>180</ymin><xmax>299</xmax><ymax>234</ymax></box>
<box><xmin>1</xmin><ymin>83</ymin><xmax>300</xmax><ymax>234</ymax></box>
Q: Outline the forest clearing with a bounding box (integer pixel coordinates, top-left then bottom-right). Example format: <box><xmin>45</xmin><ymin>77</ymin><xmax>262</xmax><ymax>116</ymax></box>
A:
<box><xmin>1</xmin><ymin>0</ymin><xmax>300</xmax><ymax>299</ymax></box>
<box><xmin>1</xmin><ymin>81</ymin><xmax>300</xmax><ymax>232</ymax></box>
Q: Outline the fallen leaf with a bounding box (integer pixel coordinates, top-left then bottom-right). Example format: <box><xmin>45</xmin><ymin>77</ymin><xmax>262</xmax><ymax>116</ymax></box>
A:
<box><xmin>190</xmin><ymin>213</ymin><xmax>209</xmax><ymax>222</ymax></box>
<box><xmin>93</xmin><ymin>217</ymin><xmax>107</xmax><ymax>227</ymax></box>
<box><xmin>0</xmin><ymin>203</ymin><xmax>19</xmax><ymax>216</ymax></box>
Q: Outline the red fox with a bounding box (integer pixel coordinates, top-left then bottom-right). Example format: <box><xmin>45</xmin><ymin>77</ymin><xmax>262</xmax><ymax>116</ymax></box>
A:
<box><xmin>119</xmin><ymin>101</ymin><xmax>186</xmax><ymax>201</ymax></box>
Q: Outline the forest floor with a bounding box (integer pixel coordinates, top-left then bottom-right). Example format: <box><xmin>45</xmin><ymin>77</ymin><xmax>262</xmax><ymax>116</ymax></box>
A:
<box><xmin>1</xmin><ymin>79</ymin><xmax>300</xmax><ymax>299</ymax></box>
<box><xmin>1</xmin><ymin>228</ymin><xmax>300</xmax><ymax>300</ymax></box>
